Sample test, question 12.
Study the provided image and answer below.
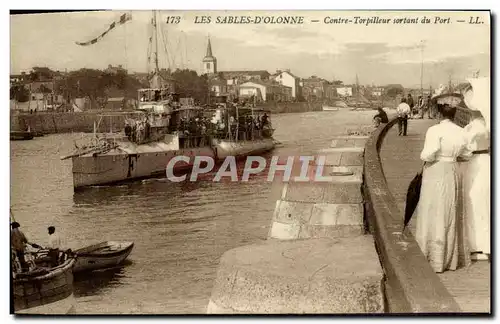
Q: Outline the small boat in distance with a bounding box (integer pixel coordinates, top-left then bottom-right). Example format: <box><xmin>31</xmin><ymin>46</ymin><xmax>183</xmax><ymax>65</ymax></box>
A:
<box><xmin>11</xmin><ymin>126</ymin><xmax>35</xmax><ymax>141</ymax></box>
<box><xmin>10</xmin><ymin>131</ymin><xmax>34</xmax><ymax>141</ymax></box>
<box><xmin>72</xmin><ymin>241</ymin><xmax>134</xmax><ymax>273</ymax></box>
<box><xmin>322</xmin><ymin>105</ymin><xmax>339</xmax><ymax>111</ymax></box>
<box><xmin>322</xmin><ymin>100</ymin><xmax>348</xmax><ymax>111</ymax></box>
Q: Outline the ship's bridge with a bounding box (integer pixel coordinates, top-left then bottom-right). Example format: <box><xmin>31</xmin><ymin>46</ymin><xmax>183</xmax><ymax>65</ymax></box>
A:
<box><xmin>137</xmin><ymin>88</ymin><xmax>180</xmax><ymax>114</ymax></box>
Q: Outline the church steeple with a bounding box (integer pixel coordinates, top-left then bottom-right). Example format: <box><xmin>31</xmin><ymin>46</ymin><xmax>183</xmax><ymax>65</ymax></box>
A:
<box><xmin>202</xmin><ymin>36</ymin><xmax>217</xmax><ymax>75</ymax></box>
<box><xmin>206</xmin><ymin>37</ymin><xmax>213</xmax><ymax>57</ymax></box>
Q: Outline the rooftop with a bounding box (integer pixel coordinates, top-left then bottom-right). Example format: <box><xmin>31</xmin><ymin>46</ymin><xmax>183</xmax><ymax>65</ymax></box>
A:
<box><xmin>220</xmin><ymin>70</ymin><xmax>271</xmax><ymax>76</ymax></box>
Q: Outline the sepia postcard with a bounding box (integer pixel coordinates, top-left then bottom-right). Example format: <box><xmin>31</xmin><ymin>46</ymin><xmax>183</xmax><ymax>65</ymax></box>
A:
<box><xmin>9</xmin><ymin>9</ymin><xmax>490</xmax><ymax>315</ymax></box>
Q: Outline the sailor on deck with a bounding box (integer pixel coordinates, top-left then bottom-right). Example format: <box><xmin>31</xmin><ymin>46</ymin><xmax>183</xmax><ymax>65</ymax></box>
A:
<box><xmin>125</xmin><ymin>121</ymin><xmax>132</xmax><ymax>140</ymax></box>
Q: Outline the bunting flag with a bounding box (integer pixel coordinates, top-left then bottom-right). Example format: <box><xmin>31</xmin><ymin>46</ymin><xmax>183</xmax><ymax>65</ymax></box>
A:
<box><xmin>76</xmin><ymin>12</ymin><xmax>132</xmax><ymax>46</ymax></box>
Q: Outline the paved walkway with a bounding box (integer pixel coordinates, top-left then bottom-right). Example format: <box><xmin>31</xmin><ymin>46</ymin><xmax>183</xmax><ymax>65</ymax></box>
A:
<box><xmin>379</xmin><ymin>119</ymin><xmax>490</xmax><ymax>313</ymax></box>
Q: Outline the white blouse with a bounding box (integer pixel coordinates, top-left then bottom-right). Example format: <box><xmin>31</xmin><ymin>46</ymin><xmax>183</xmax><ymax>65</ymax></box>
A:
<box><xmin>464</xmin><ymin>117</ymin><xmax>490</xmax><ymax>152</ymax></box>
<box><xmin>420</xmin><ymin>119</ymin><xmax>473</xmax><ymax>162</ymax></box>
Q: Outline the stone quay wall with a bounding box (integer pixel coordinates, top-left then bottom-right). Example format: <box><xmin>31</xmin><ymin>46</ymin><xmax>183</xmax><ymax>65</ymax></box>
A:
<box><xmin>10</xmin><ymin>111</ymin><xmax>137</xmax><ymax>134</ymax></box>
<box><xmin>363</xmin><ymin>117</ymin><xmax>461</xmax><ymax>313</ymax></box>
<box><xmin>10</xmin><ymin>103</ymin><xmax>323</xmax><ymax>135</ymax></box>
<box><xmin>260</xmin><ymin>101</ymin><xmax>323</xmax><ymax>114</ymax></box>
<box><xmin>206</xmin><ymin>129</ymin><xmax>385</xmax><ymax>314</ymax></box>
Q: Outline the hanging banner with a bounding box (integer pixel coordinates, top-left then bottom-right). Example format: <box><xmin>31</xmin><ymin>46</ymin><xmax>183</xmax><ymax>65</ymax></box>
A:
<box><xmin>76</xmin><ymin>12</ymin><xmax>132</xmax><ymax>46</ymax></box>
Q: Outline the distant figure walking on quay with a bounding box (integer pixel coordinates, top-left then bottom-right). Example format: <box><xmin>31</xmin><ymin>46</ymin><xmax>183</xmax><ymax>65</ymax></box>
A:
<box><xmin>396</xmin><ymin>98</ymin><xmax>411</xmax><ymax>136</ymax></box>
<box><xmin>407</xmin><ymin>93</ymin><xmax>415</xmax><ymax>115</ymax></box>
<box><xmin>462</xmin><ymin>77</ymin><xmax>490</xmax><ymax>261</ymax></box>
<box><xmin>423</xmin><ymin>95</ymin><xmax>432</xmax><ymax>119</ymax></box>
<box><xmin>413</xmin><ymin>104</ymin><xmax>473</xmax><ymax>273</ymax></box>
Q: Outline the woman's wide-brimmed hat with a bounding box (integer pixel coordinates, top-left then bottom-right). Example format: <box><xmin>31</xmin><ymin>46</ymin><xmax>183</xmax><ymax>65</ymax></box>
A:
<box><xmin>465</xmin><ymin>77</ymin><xmax>490</xmax><ymax>131</ymax></box>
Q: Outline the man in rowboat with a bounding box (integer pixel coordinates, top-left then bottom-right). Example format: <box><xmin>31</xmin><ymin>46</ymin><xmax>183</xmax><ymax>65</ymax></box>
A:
<box><xmin>47</xmin><ymin>226</ymin><xmax>63</xmax><ymax>267</ymax></box>
<box><xmin>11</xmin><ymin>222</ymin><xmax>29</xmax><ymax>272</ymax></box>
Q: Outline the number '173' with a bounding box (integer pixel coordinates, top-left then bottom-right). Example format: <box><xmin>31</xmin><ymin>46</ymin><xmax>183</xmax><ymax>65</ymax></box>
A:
<box><xmin>166</xmin><ymin>16</ymin><xmax>181</xmax><ymax>24</ymax></box>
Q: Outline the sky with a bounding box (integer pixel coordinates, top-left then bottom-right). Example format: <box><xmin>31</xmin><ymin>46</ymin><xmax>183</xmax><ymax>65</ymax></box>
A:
<box><xmin>10</xmin><ymin>10</ymin><xmax>490</xmax><ymax>88</ymax></box>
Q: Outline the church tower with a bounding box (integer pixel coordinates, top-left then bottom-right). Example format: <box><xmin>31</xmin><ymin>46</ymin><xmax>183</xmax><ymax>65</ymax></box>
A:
<box><xmin>202</xmin><ymin>37</ymin><xmax>217</xmax><ymax>75</ymax></box>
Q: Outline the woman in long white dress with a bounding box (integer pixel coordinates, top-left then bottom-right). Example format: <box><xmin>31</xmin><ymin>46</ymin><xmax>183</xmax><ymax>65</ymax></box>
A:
<box><xmin>414</xmin><ymin>104</ymin><xmax>473</xmax><ymax>273</ymax></box>
<box><xmin>462</xmin><ymin>77</ymin><xmax>491</xmax><ymax>260</ymax></box>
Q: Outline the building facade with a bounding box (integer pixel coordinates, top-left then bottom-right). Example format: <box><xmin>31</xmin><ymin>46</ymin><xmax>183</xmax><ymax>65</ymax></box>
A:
<box><xmin>239</xmin><ymin>80</ymin><xmax>292</xmax><ymax>103</ymax></box>
<box><xmin>301</xmin><ymin>76</ymin><xmax>329</xmax><ymax>101</ymax></box>
<box><xmin>272</xmin><ymin>70</ymin><xmax>301</xmax><ymax>99</ymax></box>
<box><xmin>335</xmin><ymin>86</ymin><xmax>353</xmax><ymax>97</ymax></box>
<box><xmin>105</xmin><ymin>64</ymin><xmax>127</xmax><ymax>75</ymax></box>
<box><xmin>220</xmin><ymin>70</ymin><xmax>271</xmax><ymax>85</ymax></box>
<box><xmin>210</xmin><ymin>77</ymin><xmax>228</xmax><ymax>97</ymax></box>
<box><xmin>370</xmin><ymin>87</ymin><xmax>383</xmax><ymax>97</ymax></box>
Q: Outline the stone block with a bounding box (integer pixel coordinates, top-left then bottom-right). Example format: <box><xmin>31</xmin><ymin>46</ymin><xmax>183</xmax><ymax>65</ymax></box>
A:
<box><xmin>331</xmin><ymin>138</ymin><xmax>368</xmax><ymax>148</ymax></box>
<box><xmin>284</xmin><ymin>182</ymin><xmax>325</xmax><ymax>203</ymax></box>
<box><xmin>207</xmin><ymin>237</ymin><xmax>384</xmax><ymax>314</ymax></box>
<box><xmin>309</xmin><ymin>203</ymin><xmax>363</xmax><ymax>225</ymax></box>
<box><xmin>286</xmin><ymin>165</ymin><xmax>363</xmax><ymax>184</ymax></box>
<box><xmin>268</xmin><ymin>221</ymin><xmax>301</xmax><ymax>240</ymax></box>
<box><xmin>340</xmin><ymin>152</ymin><xmax>364</xmax><ymax>166</ymax></box>
<box><xmin>269</xmin><ymin>201</ymin><xmax>363</xmax><ymax>240</ymax></box>
<box><xmin>321</xmin><ymin>152</ymin><xmax>342</xmax><ymax>166</ymax></box>
<box><xmin>298</xmin><ymin>224</ymin><xmax>364</xmax><ymax>239</ymax></box>
<box><xmin>316</xmin><ymin>151</ymin><xmax>364</xmax><ymax>167</ymax></box>
<box><xmin>284</xmin><ymin>181</ymin><xmax>363</xmax><ymax>204</ymax></box>
<box><xmin>273</xmin><ymin>200</ymin><xmax>314</xmax><ymax>224</ymax></box>
<box><xmin>319</xmin><ymin>147</ymin><xmax>365</xmax><ymax>153</ymax></box>
<box><xmin>323</xmin><ymin>182</ymin><xmax>363</xmax><ymax>204</ymax></box>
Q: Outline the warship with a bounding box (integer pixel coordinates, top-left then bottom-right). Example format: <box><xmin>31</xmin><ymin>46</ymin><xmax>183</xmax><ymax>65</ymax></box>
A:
<box><xmin>62</xmin><ymin>11</ymin><xmax>275</xmax><ymax>189</ymax></box>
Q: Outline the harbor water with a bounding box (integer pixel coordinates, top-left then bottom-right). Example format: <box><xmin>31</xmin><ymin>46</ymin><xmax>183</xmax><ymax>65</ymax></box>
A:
<box><xmin>10</xmin><ymin>110</ymin><xmax>377</xmax><ymax>314</ymax></box>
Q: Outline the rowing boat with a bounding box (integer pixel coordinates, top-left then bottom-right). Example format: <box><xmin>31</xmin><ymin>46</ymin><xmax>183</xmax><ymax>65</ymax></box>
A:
<box><xmin>73</xmin><ymin>241</ymin><xmax>134</xmax><ymax>273</ymax></box>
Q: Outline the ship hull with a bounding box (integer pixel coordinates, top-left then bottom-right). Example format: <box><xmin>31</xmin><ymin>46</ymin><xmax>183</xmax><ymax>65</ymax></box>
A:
<box><xmin>213</xmin><ymin>138</ymin><xmax>275</xmax><ymax>160</ymax></box>
<box><xmin>10</xmin><ymin>131</ymin><xmax>34</xmax><ymax>141</ymax></box>
<box><xmin>72</xmin><ymin>147</ymin><xmax>216</xmax><ymax>189</ymax></box>
<box><xmin>72</xmin><ymin>138</ymin><xmax>275</xmax><ymax>189</ymax></box>
<box><xmin>73</xmin><ymin>241</ymin><xmax>134</xmax><ymax>273</ymax></box>
<box><xmin>13</xmin><ymin>258</ymin><xmax>76</xmax><ymax>314</ymax></box>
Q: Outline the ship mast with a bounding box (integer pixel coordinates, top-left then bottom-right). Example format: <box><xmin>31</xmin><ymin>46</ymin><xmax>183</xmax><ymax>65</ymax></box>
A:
<box><xmin>152</xmin><ymin>10</ymin><xmax>160</xmax><ymax>74</ymax></box>
<box><xmin>420</xmin><ymin>40</ymin><xmax>425</xmax><ymax>98</ymax></box>
<box><xmin>146</xmin><ymin>10</ymin><xmax>175</xmax><ymax>91</ymax></box>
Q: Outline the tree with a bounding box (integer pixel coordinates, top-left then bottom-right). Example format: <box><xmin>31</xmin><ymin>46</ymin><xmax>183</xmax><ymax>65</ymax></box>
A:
<box><xmin>55</xmin><ymin>68</ymin><xmax>109</xmax><ymax>105</ymax></box>
<box><xmin>171</xmin><ymin>69</ymin><xmax>209</xmax><ymax>104</ymax></box>
<box><xmin>10</xmin><ymin>84</ymin><xmax>29</xmax><ymax>102</ymax></box>
<box><xmin>28</xmin><ymin>66</ymin><xmax>59</xmax><ymax>81</ymax></box>
<box><xmin>385</xmin><ymin>84</ymin><xmax>404</xmax><ymax>98</ymax></box>
<box><xmin>39</xmin><ymin>84</ymin><xmax>53</xmax><ymax>94</ymax></box>
<box><xmin>54</xmin><ymin>68</ymin><xmax>145</xmax><ymax>108</ymax></box>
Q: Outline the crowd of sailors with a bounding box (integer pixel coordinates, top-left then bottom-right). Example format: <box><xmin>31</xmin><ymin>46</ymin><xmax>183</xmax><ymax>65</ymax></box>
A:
<box><xmin>123</xmin><ymin>110</ymin><xmax>271</xmax><ymax>146</ymax></box>
<box><xmin>140</xmin><ymin>89</ymin><xmax>175</xmax><ymax>102</ymax></box>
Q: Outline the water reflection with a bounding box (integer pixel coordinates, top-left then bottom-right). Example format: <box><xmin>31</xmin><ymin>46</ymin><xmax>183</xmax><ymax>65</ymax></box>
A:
<box><xmin>73</xmin><ymin>260</ymin><xmax>132</xmax><ymax>297</ymax></box>
<box><xmin>72</xmin><ymin>179</ymin><xmax>204</xmax><ymax>206</ymax></box>
<box><xmin>10</xmin><ymin>111</ymin><xmax>377</xmax><ymax>314</ymax></box>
